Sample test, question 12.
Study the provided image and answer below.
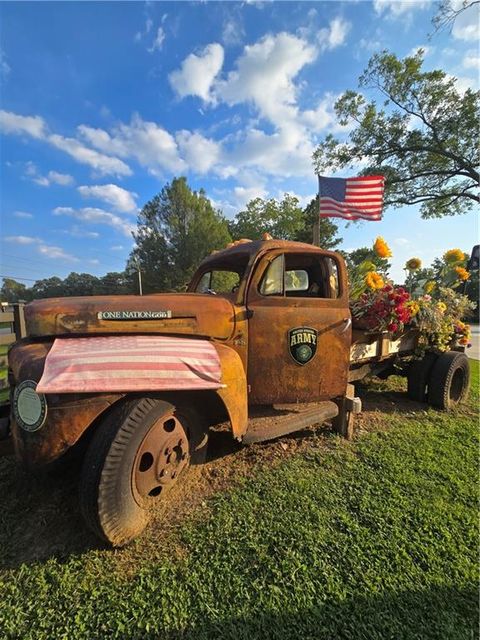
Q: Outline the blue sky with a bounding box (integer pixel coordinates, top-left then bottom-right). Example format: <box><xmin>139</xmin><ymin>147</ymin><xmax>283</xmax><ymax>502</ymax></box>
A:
<box><xmin>1</xmin><ymin>0</ymin><xmax>478</xmax><ymax>285</ymax></box>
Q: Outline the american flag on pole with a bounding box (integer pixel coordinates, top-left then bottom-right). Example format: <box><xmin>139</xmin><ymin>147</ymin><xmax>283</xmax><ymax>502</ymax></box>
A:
<box><xmin>318</xmin><ymin>175</ymin><xmax>385</xmax><ymax>221</ymax></box>
<box><xmin>37</xmin><ymin>336</ymin><xmax>224</xmax><ymax>394</ymax></box>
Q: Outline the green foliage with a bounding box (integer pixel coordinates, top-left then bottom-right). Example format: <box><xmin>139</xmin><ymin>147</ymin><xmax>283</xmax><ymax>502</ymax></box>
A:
<box><xmin>312</xmin><ymin>50</ymin><xmax>479</xmax><ymax>219</ymax></box>
<box><xmin>0</xmin><ymin>363</ymin><xmax>478</xmax><ymax>638</ymax></box>
<box><xmin>130</xmin><ymin>177</ymin><xmax>231</xmax><ymax>292</ymax></box>
<box><xmin>229</xmin><ymin>194</ymin><xmax>342</xmax><ymax>249</ymax></box>
<box><xmin>0</xmin><ymin>278</ymin><xmax>31</xmax><ymax>303</ymax></box>
<box><xmin>229</xmin><ymin>194</ymin><xmax>304</xmax><ymax>241</ymax></box>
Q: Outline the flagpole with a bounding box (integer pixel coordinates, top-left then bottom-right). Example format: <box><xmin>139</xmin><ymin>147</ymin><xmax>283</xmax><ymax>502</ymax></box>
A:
<box><xmin>313</xmin><ymin>193</ymin><xmax>320</xmax><ymax>247</ymax></box>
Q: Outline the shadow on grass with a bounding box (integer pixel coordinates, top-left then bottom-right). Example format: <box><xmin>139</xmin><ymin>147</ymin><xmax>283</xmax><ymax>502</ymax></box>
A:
<box><xmin>160</xmin><ymin>585</ymin><xmax>478</xmax><ymax>640</ymax></box>
<box><xmin>0</xmin><ymin>456</ymin><xmax>104</xmax><ymax>569</ymax></box>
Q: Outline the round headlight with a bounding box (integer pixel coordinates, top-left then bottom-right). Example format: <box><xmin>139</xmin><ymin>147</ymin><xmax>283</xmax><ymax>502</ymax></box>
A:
<box><xmin>13</xmin><ymin>380</ymin><xmax>47</xmax><ymax>432</ymax></box>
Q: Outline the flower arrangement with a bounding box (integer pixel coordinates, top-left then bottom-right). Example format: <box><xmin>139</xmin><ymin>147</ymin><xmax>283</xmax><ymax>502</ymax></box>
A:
<box><xmin>348</xmin><ymin>238</ymin><xmax>474</xmax><ymax>353</ymax></box>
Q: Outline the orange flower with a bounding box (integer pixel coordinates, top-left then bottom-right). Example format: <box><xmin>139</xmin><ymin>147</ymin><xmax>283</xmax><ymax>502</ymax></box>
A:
<box><xmin>365</xmin><ymin>271</ymin><xmax>385</xmax><ymax>290</ymax></box>
<box><xmin>373</xmin><ymin>236</ymin><xmax>392</xmax><ymax>258</ymax></box>
<box><xmin>455</xmin><ymin>266</ymin><xmax>470</xmax><ymax>281</ymax></box>
<box><xmin>444</xmin><ymin>248</ymin><xmax>465</xmax><ymax>264</ymax></box>
<box><xmin>405</xmin><ymin>257</ymin><xmax>422</xmax><ymax>270</ymax></box>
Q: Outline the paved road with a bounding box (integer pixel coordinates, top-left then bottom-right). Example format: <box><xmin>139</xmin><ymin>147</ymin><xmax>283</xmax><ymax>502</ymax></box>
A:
<box><xmin>468</xmin><ymin>325</ymin><xmax>480</xmax><ymax>360</ymax></box>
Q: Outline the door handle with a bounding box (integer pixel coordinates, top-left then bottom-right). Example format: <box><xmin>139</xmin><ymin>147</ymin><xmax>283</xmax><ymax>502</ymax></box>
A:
<box><xmin>340</xmin><ymin>318</ymin><xmax>351</xmax><ymax>333</ymax></box>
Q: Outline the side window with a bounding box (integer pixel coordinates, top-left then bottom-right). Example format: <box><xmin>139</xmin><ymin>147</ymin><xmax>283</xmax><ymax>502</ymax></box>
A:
<box><xmin>286</xmin><ymin>255</ymin><xmax>340</xmax><ymax>299</ymax></box>
<box><xmin>259</xmin><ymin>255</ymin><xmax>284</xmax><ymax>296</ymax></box>
<box><xmin>197</xmin><ymin>272</ymin><xmax>211</xmax><ymax>293</ymax></box>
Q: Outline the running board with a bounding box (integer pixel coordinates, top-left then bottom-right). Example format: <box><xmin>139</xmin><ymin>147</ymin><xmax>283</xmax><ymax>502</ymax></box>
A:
<box><xmin>242</xmin><ymin>401</ymin><xmax>339</xmax><ymax>445</ymax></box>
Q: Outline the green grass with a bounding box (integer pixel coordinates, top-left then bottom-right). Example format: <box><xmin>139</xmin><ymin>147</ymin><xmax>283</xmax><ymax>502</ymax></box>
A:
<box><xmin>0</xmin><ymin>363</ymin><xmax>478</xmax><ymax>639</ymax></box>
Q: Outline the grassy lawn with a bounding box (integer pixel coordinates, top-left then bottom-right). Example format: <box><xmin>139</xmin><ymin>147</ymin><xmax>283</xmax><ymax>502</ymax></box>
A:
<box><xmin>0</xmin><ymin>362</ymin><xmax>478</xmax><ymax>639</ymax></box>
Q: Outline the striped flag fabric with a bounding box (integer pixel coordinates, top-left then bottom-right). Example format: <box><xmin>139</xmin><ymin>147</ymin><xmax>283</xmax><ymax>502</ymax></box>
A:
<box><xmin>318</xmin><ymin>175</ymin><xmax>385</xmax><ymax>221</ymax></box>
<box><xmin>36</xmin><ymin>335</ymin><xmax>224</xmax><ymax>394</ymax></box>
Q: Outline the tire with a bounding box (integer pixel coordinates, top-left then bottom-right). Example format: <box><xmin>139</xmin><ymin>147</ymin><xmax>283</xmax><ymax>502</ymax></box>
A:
<box><xmin>407</xmin><ymin>352</ymin><xmax>438</xmax><ymax>402</ymax></box>
<box><xmin>79</xmin><ymin>397</ymin><xmax>208</xmax><ymax>547</ymax></box>
<box><xmin>427</xmin><ymin>351</ymin><xmax>470</xmax><ymax>410</ymax></box>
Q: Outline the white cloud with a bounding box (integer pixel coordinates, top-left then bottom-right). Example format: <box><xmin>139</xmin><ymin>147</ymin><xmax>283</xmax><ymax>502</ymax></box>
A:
<box><xmin>0</xmin><ymin>110</ymin><xmax>46</xmax><ymax>138</ymax></box>
<box><xmin>176</xmin><ymin>130</ymin><xmax>221</xmax><ymax>173</ymax></box>
<box><xmin>13</xmin><ymin>211</ymin><xmax>33</xmax><ymax>219</ymax></box>
<box><xmin>317</xmin><ymin>17</ymin><xmax>351</xmax><ymax>52</ymax></box>
<box><xmin>373</xmin><ymin>0</ymin><xmax>430</xmax><ymax>18</ymax></box>
<box><xmin>78</xmin><ymin>184</ymin><xmax>138</xmax><ymax>213</ymax></box>
<box><xmin>24</xmin><ymin>162</ymin><xmax>75</xmax><ymax>186</ymax></box>
<box><xmin>38</xmin><ymin>243</ymin><xmax>79</xmax><ymax>262</ymax></box>
<box><xmin>78</xmin><ymin>114</ymin><xmax>186</xmax><ymax>175</ymax></box>
<box><xmin>48</xmin><ymin>171</ymin><xmax>75</xmax><ymax>186</ymax></box>
<box><xmin>463</xmin><ymin>49</ymin><xmax>480</xmax><ymax>70</ymax></box>
<box><xmin>169</xmin><ymin>43</ymin><xmax>224</xmax><ymax>102</ymax></box>
<box><xmin>217</xmin><ymin>32</ymin><xmax>316</xmax><ymax>129</ymax></box>
<box><xmin>222</xmin><ymin>16</ymin><xmax>245</xmax><ymax>46</ymax></box>
<box><xmin>0</xmin><ymin>110</ymin><xmax>131</xmax><ymax>177</ymax></box>
<box><xmin>88</xmin><ymin>259</ymin><xmax>100</xmax><ymax>265</ymax></box>
<box><xmin>63</xmin><ymin>225</ymin><xmax>100</xmax><ymax>239</ymax></box>
<box><xmin>110</xmin><ymin>245</ymin><xmax>124</xmax><ymax>251</ymax></box>
<box><xmin>5</xmin><ymin>234</ymin><xmax>78</xmax><ymax>261</ymax></box>
<box><xmin>451</xmin><ymin>0</ymin><xmax>479</xmax><ymax>41</ymax></box>
<box><xmin>5</xmin><ymin>235</ymin><xmax>40</xmax><ymax>244</ymax></box>
<box><xmin>53</xmin><ymin>206</ymin><xmax>135</xmax><ymax>237</ymax></box>
<box><xmin>148</xmin><ymin>27</ymin><xmax>165</xmax><ymax>53</ymax></box>
<box><xmin>47</xmin><ymin>133</ymin><xmax>131</xmax><ymax>177</ymax></box>
<box><xmin>407</xmin><ymin>44</ymin><xmax>433</xmax><ymax>57</ymax></box>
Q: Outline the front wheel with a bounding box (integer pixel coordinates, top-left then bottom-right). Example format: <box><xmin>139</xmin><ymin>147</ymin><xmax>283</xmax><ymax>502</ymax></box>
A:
<box><xmin>79</xmin><ymin>397</ymin><xmax>208</xmax><ymax>546</ymax></box>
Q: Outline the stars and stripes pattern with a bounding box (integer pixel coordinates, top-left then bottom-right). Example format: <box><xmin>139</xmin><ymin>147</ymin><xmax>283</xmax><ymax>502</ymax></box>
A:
<box><xmin>318</xmin><ymin>175</ymin><xmax>385</xmax><ymax>221</ymax></box>
<box><xmin>36</xmin><ymin>335</ymin><xmax>224</xmax><ymax>394</ymax></box>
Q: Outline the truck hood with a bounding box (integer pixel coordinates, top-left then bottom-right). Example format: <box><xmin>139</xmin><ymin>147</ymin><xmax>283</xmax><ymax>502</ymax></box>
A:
<box><xmin>24</xmin><ymin>293</ymin><xmax>237</xmax><ymax>341</ymax></box>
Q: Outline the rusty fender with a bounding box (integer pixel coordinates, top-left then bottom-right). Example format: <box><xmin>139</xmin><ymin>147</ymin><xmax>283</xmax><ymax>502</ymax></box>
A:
<box><xmin>7</xmin><ymin>340</ymin><xmax>120</xmax><ymax>467</ymax></box>
<box><xmin>214</xmin><ymin>344</ymin><xmax>248</xmax><ymax>440</ymax></box>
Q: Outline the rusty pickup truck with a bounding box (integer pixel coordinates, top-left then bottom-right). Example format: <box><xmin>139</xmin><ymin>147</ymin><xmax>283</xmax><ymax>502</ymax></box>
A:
<box><xmin>1</xmin><ymin>239</ymin><xmax>470</xmax><ymax>545</ymax></box>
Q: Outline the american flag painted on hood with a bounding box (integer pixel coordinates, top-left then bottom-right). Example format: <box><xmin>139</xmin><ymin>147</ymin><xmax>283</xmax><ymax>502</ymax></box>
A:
<box><xmin>318</xmin><ymin>175</ymin><xmax>385</xmax><ymax>221</ymax></box>
<box><xmin>36</xmin><ymin>336</ymin><xmax>224</xmax><ymax>394</ymax></box>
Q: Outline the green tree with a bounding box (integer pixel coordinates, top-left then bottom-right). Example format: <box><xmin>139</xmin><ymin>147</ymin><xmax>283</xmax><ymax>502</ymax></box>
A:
<box><xmin>0</xmin><ymin>278</ymin><xmax>31</xmax><ymax>303</ymax></box>
<box><xmin>62</xmin><ymin>273</ymin><xmax>100</xmax><ymax>297</ymax></box>
<box><xmin>229</xmin><ymin>194</ymin><xmax>305</xmax><ymax>241</ymax></box>
<box><xmin>30</xmin><ymin>277</ymin><xmax>64</xmax><ymax>299</ymax></box>
<box><xmin>130</xmin><ymin>177</ymin><xmax>231</xmax><ymax>292</ymax></box>
<box><xmin>95</xmin><ymin>272</ymin><xmax>133</xmax><ymax>296</ymax></box>
<box><xmin>312</xmin><ymin>51</ymin><xmax>479</xmax><ymax>219</ymax></box>
<box><xmin>295</xmin><ymin>196</ymin><xmax>342</xmax><ymax>249</ymax></box>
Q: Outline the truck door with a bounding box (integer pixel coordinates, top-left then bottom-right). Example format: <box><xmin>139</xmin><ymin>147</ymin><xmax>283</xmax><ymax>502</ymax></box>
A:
<box><xmin>246</xmin><ymin>249</ymin><xmax>351</xmax><ymax>405</ymax></box>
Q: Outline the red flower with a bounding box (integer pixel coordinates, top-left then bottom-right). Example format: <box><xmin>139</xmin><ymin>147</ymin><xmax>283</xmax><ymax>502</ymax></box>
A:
<box><xmin>388</xmin><ymin>322</ymin><xmax>399</xmax><ymax>332</ymax></box>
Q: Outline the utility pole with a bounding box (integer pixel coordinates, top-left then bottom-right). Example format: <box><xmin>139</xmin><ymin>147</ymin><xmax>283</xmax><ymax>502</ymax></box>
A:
<box><xmin>135</xmin><ymin>259</ymin><xmax>143</xmax><ymax>296</ymax></box>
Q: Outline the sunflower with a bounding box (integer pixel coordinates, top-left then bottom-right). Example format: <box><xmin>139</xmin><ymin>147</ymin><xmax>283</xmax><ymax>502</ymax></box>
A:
<box><xmin>365</xmin><ymin>271</ymin><xmax>385</xmax><ymax>290</ymax></box>
<box><xmin>437</xmin><ymin>302</ymin><xmax>447</xmax><ymax>313</ymax></box>
<box><xmin>405</xmin><ymin>257</ymin><xmax>422</xmax><ymax>270</ymax></box>
<box><xmin>407</xmin><ymin>301</ymin><xmax>420</xmax><ymax>316</ymax></box>
<box><xmin>424</xmin><ymin>281</ymin><xmax>436</xmax><ymax>294</ymax></box>
<box><xmin>373</xmin><ymin>236</ymin><xmax>392</xmax><ymax>258</ymax></box>
<box><xmin>443</xmin><ymin>248</ymin><xmax>465</xmax><ymax>264</ymax></box>
<box><xmin>455</xmin><ymin>266</ymin><xmax>470</xmax><ymax>281</ymax></box>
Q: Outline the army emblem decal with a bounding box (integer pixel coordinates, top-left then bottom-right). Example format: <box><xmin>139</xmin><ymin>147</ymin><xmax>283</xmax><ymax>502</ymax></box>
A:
<box><xmin>288</xmin><ymin>327</ymin><xmax>318</xmax><ymax>366</ymax></box>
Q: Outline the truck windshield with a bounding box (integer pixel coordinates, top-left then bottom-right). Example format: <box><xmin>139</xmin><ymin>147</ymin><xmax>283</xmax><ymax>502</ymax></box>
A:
<box><xmin>192</xmin><ymin>253</ymin><xmax>251</xmax><ymax>297</ymax></box>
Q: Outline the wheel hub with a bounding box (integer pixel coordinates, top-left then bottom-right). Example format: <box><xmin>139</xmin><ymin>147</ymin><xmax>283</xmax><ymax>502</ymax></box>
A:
<box><xmin>133</xmin><ymin>414</ymin><xmax>190</xmax><ymax>502</ymax></box>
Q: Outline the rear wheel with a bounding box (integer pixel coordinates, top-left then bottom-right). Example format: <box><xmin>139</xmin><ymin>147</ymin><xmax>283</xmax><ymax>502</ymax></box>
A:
<box><xmin>79</xmin><ymin>397</ymin><xmax>208</xmax><ymax>546</ymax></box>
<box><xmin>427</xmin><ymin>351</ymin><xmax>470</xmax><ymax>410</ymax></box>
<box><xmin>407</xmin><ymin>352</ymin><xmax>438</xmax><ymax>403</ymax></box>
